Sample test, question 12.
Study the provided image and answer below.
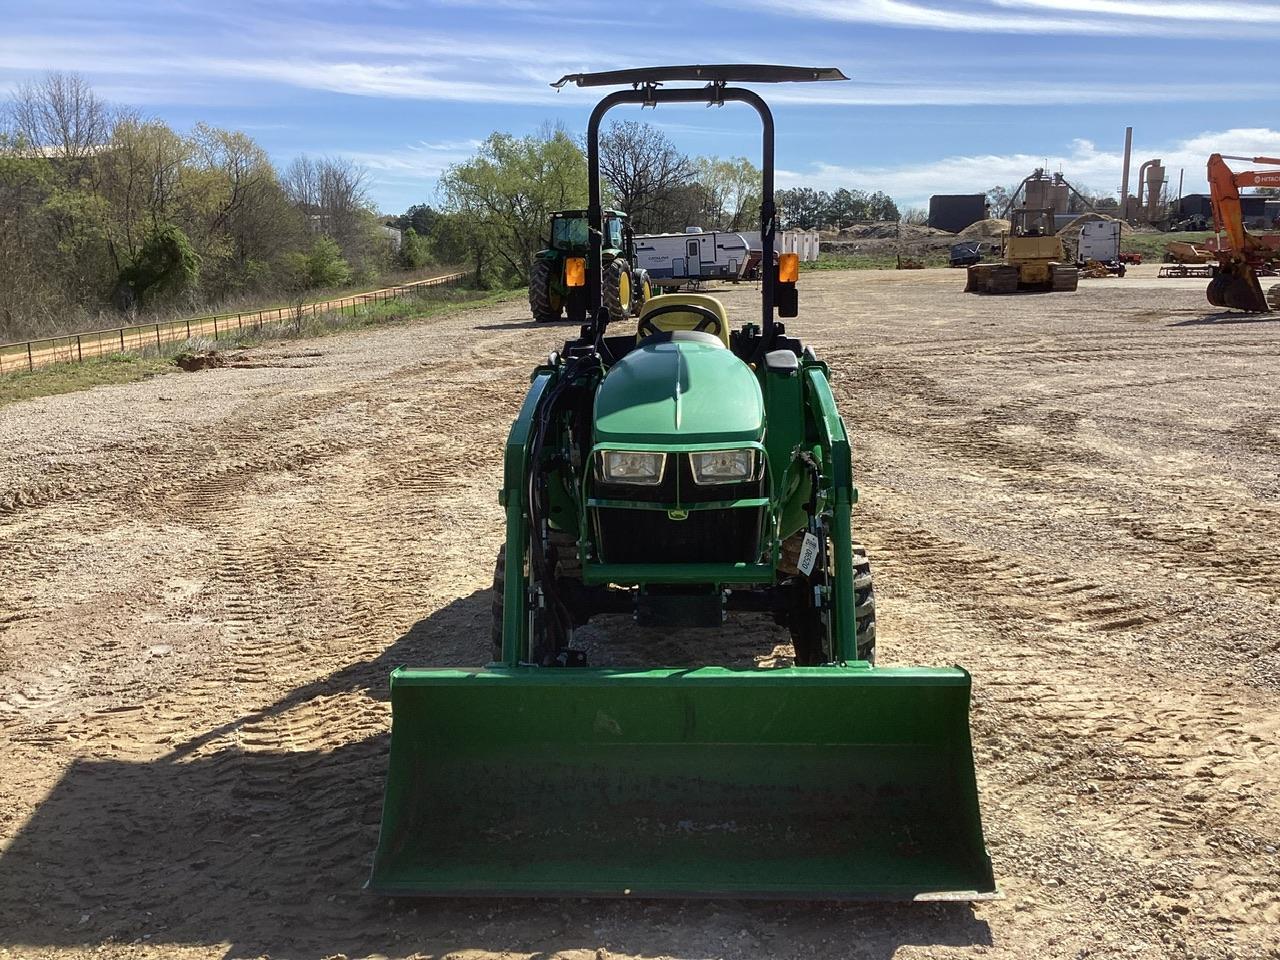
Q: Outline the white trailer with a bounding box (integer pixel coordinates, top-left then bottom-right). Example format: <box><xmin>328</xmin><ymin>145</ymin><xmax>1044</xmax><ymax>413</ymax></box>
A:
<box><xmin>633</xmin><ymin>228</ymin><xmax>751</xmax><ymax>288</ymax></box>
<box><xmin>1077</xmin><ymin>220</ymin><xmax>1122</xmax><ymax>263</ymax></box>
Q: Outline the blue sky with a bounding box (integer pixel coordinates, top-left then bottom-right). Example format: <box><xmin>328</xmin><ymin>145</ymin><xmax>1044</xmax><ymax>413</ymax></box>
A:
<box><xmin>1</xmin><ymin>0</ymin><xmax>1275</xmax><ymax>213</ymax></box>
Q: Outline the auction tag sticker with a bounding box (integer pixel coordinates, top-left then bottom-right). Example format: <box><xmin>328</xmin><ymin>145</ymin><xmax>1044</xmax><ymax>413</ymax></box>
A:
<box><xmin>797</xmin><ymin>532</ymin><xmax>821</xmax><ymax>576</ymax></box>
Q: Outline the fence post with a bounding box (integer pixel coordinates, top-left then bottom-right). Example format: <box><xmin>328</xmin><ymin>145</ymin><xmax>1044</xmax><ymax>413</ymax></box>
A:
<box><xmin>213</xmin><ymin>317</ymin><xmax>219</xmax><ymax>339</ymax></box>
<box><xmin>27</xmin><ymin>342</ymin><xmax>33</xmax><ymax>371</ymax></box>
<box><xmin>155</xmin><ymin>324</ymin><xmax>162</xmax><ymax>351</ymax></box>
<box><xmin>120</xmin><ymin>329</ymin><xmax>125</xmax><ymax>352</ymax></box>
<box><xmin>77</xmin><ymin>336</ymin><xmax>83</xmax><ymax>362</ymax></box>
<box><xmin>238</xmin><ymin>313</ymin><xmax>243</xmax><ymax>331</ymax></box>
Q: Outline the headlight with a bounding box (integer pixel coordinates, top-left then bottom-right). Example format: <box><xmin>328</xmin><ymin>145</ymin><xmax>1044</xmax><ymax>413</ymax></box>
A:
<box><xmin>689</xmin><ymin>449</ymin><xmax>755</xmax><ymax>485</ymax></box>
<box><xmin>600</xmin><ymin>450</ymin><xmax>665</xmax><ymax>485</ymax></box>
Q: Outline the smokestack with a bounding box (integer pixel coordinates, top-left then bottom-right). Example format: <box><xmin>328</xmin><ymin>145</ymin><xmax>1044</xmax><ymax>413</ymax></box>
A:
<box><xmin>1120</xmin><ymin>126</ymin><xmax>1133</xmax><ymax>221</ymax></box>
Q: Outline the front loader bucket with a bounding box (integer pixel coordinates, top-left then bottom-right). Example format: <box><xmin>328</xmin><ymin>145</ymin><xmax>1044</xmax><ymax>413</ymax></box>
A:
<box><xmin>369</xmin><ymin>667</ymin><xmax>995</xmax><ymax>900</ymax></box>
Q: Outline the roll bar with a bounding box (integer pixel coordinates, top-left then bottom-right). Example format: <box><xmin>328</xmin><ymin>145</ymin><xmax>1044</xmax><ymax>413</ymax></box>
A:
<box><xmin>556</xmin><ymin>66</ymin><xmax>847</xmax><ymax>352</ymax></box>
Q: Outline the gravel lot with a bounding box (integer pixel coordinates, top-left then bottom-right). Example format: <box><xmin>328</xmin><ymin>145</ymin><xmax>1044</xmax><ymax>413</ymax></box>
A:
<box><xmin>1</xmin><ymin>265</ymin><xmax>1277</xmax><ymax>960</ymax></box>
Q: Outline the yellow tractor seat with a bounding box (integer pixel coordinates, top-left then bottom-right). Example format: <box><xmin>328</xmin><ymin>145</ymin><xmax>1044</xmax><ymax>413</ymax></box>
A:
<box><xmin>635</xmin><ymin>293</ymin><xmax>731</xmax><ymax>348</ymax></box>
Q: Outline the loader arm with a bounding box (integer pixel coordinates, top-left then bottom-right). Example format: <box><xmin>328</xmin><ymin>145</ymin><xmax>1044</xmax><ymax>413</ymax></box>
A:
<box><xmin>497</xmin><ymin>368</ymin><xmax>556</xmax><ymax>665</ymax></box>
<box><xmin>803</xmin><ymin>365</ymin><xmax>861</xmax><ymax>661</ymax></box>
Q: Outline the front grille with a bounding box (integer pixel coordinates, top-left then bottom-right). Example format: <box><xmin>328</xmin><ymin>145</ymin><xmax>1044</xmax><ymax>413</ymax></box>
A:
<box><xmin>595</xmin><ymin>506</ymin><xmax>763</xmax><ymax>564</ymax></box>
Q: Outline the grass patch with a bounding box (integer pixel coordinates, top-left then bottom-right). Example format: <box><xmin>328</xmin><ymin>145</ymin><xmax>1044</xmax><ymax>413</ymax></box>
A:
<box><xmin>1</xmin><ymin>285</ymin><xmax>520</xmax><ymax>408</ymax></box>
<box><xmin>206</xmin><ymin>285</ymin><xmax>521</xmax><ymax>350</ymax></box>
<box><xmin>806</xmin><ymin>252</ymin><xmax>951</xmax><ymax>271</ymax></box>
<box><xmin>1122</xmin><ymin>230</ymin><xmax>1215</xmax><ymax>260</ymax></box>
<box><xmin>0</xmin><ymin>353</ymin><xmax>176</xmax><ymax>409</ymax></box>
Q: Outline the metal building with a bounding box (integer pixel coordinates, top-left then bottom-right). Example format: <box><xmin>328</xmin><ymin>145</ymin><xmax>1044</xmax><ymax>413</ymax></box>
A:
<box><xmin>929</xmin><ymin>195</ymin><xmax>987</xmax><ymax>233</ymax></box>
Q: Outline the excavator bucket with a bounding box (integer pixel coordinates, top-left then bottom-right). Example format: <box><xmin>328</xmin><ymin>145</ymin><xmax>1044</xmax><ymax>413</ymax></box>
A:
<box><xmin>1208</xmin><ymin>263</ymin><xmax>1269</xmax><ymax>313</ymax></box>
<box><xmin>369</xmin><ymin>666</ymin><xmax>995</xmax><ymax>900</ymax></box>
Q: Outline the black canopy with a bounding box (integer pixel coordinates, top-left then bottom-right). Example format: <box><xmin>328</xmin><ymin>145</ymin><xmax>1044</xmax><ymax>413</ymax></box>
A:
<box><xmin>552</xmin><ymin>65</ymin><xmax>847</xmax><ymax>89</ymax></box>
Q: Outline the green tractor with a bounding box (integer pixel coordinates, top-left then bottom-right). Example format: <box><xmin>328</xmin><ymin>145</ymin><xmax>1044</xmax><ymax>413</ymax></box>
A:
<box><xmin>371</xmin><ymin>65</ymin><xmax>994</xmax><ymax>901</ymax></box>
<box><xmin>529</xmin><ymin>209</ymin><xmax>652</xmax><ymax>323</ymax></box>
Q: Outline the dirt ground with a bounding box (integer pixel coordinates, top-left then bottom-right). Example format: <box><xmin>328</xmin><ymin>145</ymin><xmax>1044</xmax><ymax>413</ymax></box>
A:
<box><xmin>1</xmin><ymin>265</ymin><xmax>1278</xmax><ymax>960</ymax></box>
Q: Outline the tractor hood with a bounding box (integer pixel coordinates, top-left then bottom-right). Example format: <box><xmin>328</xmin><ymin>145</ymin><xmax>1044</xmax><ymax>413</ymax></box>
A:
<box><xmin>594</xmin><ymin>339</ymin><xmax>764</xmax><ymax>445</ymax></box>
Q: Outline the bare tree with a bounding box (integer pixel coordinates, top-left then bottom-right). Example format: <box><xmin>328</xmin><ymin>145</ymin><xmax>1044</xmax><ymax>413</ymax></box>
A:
<box><xmin>283</xmin><ymin>155</ymin><xmax>374</xmax><ymax>261</ymax></box>
<box><xmin>597</xmin><ymin>121</ymin><xmax>694</xmax><ymax>233</ymax></box>
<box><xmin>282</xmin><ymin>155</ymin><xmax>319</xmax><ymax>212</ymax></box>
<box><xmin>10</xmin><ymin>72</ymin><xmax>110</xmax><ymax>175</ymax></box>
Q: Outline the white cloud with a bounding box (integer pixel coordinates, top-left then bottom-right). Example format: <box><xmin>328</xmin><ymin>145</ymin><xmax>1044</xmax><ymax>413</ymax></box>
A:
<box><xmin>739</xmin><ymin>0</ymin><xmax>1262</xmax><ymax>36</ymax></box>
<box><xmin>779</xmin><ymin>128</ymin><xmax>1280</xmax><ymax>210</ymax></box>
<box><xmin>342</xmin><ymin>139</ymin><xmax>482</xmax><ymax>179</ymax></box>
<box><xmin>991</xmin><ymin>0</ymin><xmax>1278</xmax><ymax>21</ymax></box>
<box><xmin>766</xmin><ymin>80</ymin><xmax>1274</xmax><ymax>107</ymax></box>
<box><xmin>0</xmin><ymin>30</ymin><xmax>603</xmax><ymax>106</ymax></box>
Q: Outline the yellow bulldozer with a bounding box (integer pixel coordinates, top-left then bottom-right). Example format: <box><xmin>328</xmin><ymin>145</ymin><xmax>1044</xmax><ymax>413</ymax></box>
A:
<box><xmin>965</xmin><ymin>206</ymin><xmax>1079</xmax><ymax>294</ymax></box>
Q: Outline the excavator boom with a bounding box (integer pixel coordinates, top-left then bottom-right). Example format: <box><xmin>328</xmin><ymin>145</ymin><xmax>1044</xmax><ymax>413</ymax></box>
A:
<box><xmin>1205</xmin><ymin>154</ymin><xmax>1280</xmax><ymax>313</ymax></box>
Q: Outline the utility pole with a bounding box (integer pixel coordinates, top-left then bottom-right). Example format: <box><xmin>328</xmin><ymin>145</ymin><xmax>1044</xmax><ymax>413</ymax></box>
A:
<box><xmin>1120</xmin><ymin>126</ymin><xmax>1133</xmax><ymax>221</ymax></box>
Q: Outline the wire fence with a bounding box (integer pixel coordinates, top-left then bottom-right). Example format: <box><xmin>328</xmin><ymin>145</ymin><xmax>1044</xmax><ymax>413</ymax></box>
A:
<box><xmin>0</xmin><ymin>271</ymin><xmax>470</xmax><ymax>375</ymax></box>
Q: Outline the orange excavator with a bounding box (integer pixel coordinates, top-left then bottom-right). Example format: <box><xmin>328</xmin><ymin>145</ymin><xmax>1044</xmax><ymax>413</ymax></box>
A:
<box><xmin>1206</xmin><ymin>153</ymin><xmax>1280</xmax><ymax>312</ymax></box>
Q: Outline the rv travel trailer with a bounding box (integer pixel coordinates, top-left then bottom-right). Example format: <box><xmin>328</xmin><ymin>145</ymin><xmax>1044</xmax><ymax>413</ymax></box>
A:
<box><xmin>633</xmin><ymin>228</ymin><xmax>751</xmax><ymax>289</ymax></box>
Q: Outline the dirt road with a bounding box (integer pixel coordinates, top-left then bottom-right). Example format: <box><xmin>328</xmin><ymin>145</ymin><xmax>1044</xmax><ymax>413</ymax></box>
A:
<box><xmin>1</xmin><ymin>267</ymin><xmax>1277</xmax><ymax>959</ymax></box>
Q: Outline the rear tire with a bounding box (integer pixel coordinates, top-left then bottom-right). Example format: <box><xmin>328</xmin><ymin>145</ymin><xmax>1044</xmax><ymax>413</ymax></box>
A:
<box><xmin>1268</xmin><ymin>283</ymin><xmax>1280</xmax><ymax>312</ymax></box>
<box><xmin>529</xmin><ymin>259</ymin><xmax>563</xmax><ymax>323</ymax></box>
<box><xmin>603</xmin><ymin>258</ymin><xmax>634</xmax><ymax>321</ymax></box>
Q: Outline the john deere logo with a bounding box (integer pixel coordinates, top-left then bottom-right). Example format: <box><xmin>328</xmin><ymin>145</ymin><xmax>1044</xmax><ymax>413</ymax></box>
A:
<box><xmin>667</xmin><ymin>509</ymin><xmax>688</xmax><ymax>521</ymax></box>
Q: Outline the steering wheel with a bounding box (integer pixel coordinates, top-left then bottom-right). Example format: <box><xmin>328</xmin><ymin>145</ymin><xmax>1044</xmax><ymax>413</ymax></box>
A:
<box><xmin>636</xmin><ymin>304</ymin><xmax>723</xmax><ymax>341</ymax></box>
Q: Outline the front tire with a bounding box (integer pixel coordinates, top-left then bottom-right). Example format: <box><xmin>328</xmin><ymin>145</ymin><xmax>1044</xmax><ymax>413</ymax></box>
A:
<box><xmin>784</xmin><ymin>537</ymin><xmax>876</xmax><ymax>665</ymax></box>
<box><xmin>632</xmin><ymin>267</ymin><xmax>652</xmax><ymax>316</ymax></box>
<box><xmin>490</xmin><ymin>533</ymin><xmax>580</xmax><ymax>664</ymax></box>
<box><xmin>490</xmin><ymin>544</ymin><xmax>508</xmax><ymax>662</ymax></box>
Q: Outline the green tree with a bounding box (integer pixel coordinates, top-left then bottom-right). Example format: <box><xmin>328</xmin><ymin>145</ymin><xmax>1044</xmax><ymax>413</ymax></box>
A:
<box><xmin>867</xmin><ymin>190</ymin><xmax>899</xmax><ymax>221</ymax></box>
<box><xmin>439</xmin><ymin>127</ymin><xmax>586</xmax><ymax>283</ymax></box>
<box><xmin>696</xmin><ymin>156</ymin><xmax>761</xmax><ymax>231</ymax></box>
<box><xmin>285</xmin><ymin>235</ymin><xmax>351</xmax><ymax>289</ymax></box>
<box><xmin>112</xmin><ymin>224</ymin><xmax>200</xmax><ymax>310</ymax></box>
<box><xmin>777</xmin><ymin>187</ymin><xmax>827</xmax><ymax>229</ymax></box>
<box><xmin>398</xmin><ymin>227</ymin><xmax>433</xmax><ymax>270</ymax></box>
<box><xmin>394</xmin><ymin>203</ymin><xmax>440</xmax><ymax>237</ymax></box>
<box><xmin>431</xmin><ymin>211</ymin><xmax>494</xmax><ymax>286</ymax></box>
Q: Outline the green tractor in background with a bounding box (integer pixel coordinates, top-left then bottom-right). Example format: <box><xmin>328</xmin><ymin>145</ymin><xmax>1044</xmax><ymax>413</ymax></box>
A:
<box><xmin>371</xmin><ymin>65</ymin><xmax>994</xmax><ymax>902</ymax></box>
<box><xmin>529</xmin><ymin>209</ymin><xmax>651</xmax><ymax>323</ymax></box>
